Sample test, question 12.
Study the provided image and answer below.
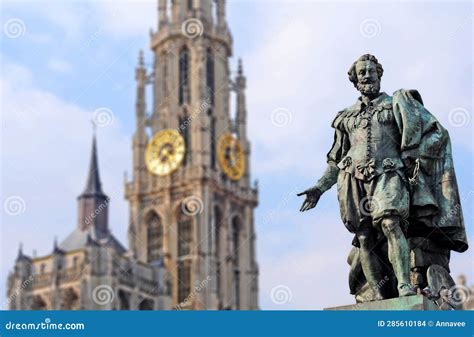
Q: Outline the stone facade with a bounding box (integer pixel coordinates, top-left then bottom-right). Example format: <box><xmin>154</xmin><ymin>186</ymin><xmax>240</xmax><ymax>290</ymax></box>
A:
<box><xmin>7</xmin><ymin>0</ymin><xmax>258</xmax><ymax>311</ymax></box>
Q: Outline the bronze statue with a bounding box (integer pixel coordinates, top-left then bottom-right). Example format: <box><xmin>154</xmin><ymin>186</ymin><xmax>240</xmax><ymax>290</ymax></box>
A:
<box><xmin>298</xmin><ymin>54</ymin><xmax>468</xmax><ymax>304</ymax></box>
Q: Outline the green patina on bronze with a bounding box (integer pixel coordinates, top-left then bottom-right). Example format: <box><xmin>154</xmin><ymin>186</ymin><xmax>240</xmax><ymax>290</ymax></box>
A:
<box><xmin>298</xmin><ymin>54</ymin><xmax>468</xmax><ymax>307</ymax></box>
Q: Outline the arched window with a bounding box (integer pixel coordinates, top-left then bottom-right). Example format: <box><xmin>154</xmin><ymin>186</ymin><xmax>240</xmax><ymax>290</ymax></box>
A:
<box><xmin>206</xmin><ymin>49</ymin><xmax>215</xmax><ymax>105</ymax></box>
<box><xmin>179</xmin><ymin>47</ymin><xmax>190</xmax><ymax>105</ymax></box>
<box><xmin>72</xmin><ymin>256</ymin><xmax>79</xmax><ymax>269</ymax></box>
<box><xmin>232</xmin><ymin>217</ymin><xmax>241</xmax><ymax>309</ymax></box>
<box><xmin>178</xmin><ymin>213</ymin><xmax>192</xmax><ymax>258</ymax></box>
<box><xmin>214</xmin><ymin>207</ymin><xmax>223</xmax><ymax>305</ymax></box>
<box><xmin>138</xmin><ymin>298</ymin><xmax>154</xmax><ymax>310</ymax></box>
<box><xmin>187</xmin><ymin>0</ymin><xmax>193</xmax><ymax>10</ymax></box>
<box><xmin>177</xmin><ymin>211</ymin><xmax>193</xmax><ymax>304</ymax></box>
<box><xmin>209</xmin><ymin>111</ymin><xmax>216</xmax><ymax>169</ymax></box>
<box><xmin>146</xmin><ymin>212</ymin><xmax>163</xmax><ymax>262</ymax></box>
<box><xmin>161</xmin><ymin>52</ymin><xmax>168</xmax><ymax>98</ymax></box>
<box><xmin>177</xmin><ymin>260</ymin><xmax>191</xmax><ymax>304</ymax></box>
<box><xmin>179</xmin><ymin>109</ymin><xmax>191</xmax><ymax>166</ymax></box>
<box><xmin>118</xmin><ymin>290</ymin><xmax>130</xmax><ymax>310</ymax></box>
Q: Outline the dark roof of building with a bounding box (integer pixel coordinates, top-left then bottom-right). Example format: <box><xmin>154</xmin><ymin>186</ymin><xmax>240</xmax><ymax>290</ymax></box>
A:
<box><xmin>59</xmin><ymin>227</ymin><xmax>126</xmax><ymax>253</ymax></box>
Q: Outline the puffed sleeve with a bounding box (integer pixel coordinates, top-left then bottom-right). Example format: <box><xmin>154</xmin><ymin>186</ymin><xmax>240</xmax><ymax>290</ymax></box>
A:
<box><xmin>314</xmin><ymin>115</ymin><xmax>350</xmax><ymax>193</ymax></box>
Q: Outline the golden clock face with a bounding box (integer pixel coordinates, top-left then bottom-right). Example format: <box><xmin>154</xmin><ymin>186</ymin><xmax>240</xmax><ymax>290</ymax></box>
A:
<box><xmin>145</xmin><ymin>129</ymin><xmax>185</xmax><ymax>176</ymax></box>
<box><xmin>217</xmin><ymin>133</ymin><xmax>245</xmax><ymax>181</ymax></box>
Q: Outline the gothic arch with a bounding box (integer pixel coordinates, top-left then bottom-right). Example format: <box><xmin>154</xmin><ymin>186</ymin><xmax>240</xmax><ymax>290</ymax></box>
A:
<box><xmin>209</xmin><ymin>110</ymin><xmax>216</xmax><ymax>169</ymax></box>
<box><xmin>179</xmin><ymin>46</ymin><xmax>191</xmax><ymax>105</ymax></box>
<box><xmin>206</xmin><ymin>48</ymin><xmax>215</xmax><ymax>105</ymax></box>
<box><xmin>176</xmin><ymin>207</ymin><xmax>193</xmax><ymax>258</ymax></box>
<box><xmin>179</xmin><ymin>107</ymin><xmax>191</xmax><ymax>165</ymax></box>
<box><xmin>231</xmin><ymin>216</ymin><xmax>243</xmax><ymax>260</ymax></box>
<box><xmin>118</xmin><ymin>289</ymin><xmax>130</xmax><ymax>310</ymax></box>
<box><xmin>231</xmin><ymin>216</ymin><xmax>242</xmax><ymax>309</ymax></box>
<box><xmin>214</xmin><ymin>205</ymin><xmax>224</xmax><ymax>305</ymax></box>
<box><xmin>138</xmin><ymin>298</ymin><xmax>154</xmax><ymax>310</ymax></box>
<box><xmin>160</xmin><ymin>51</ymin><xmax>169</xmax><ymax>98</ymax></box>
<box><xmin>29</xmin><ymin>294</ymin><xmax>48</xmax><ymax>310</ymax></box>
<box><xmin>176</xmin><ymin>206</ymin><xmax>193</xmax><ymax>304</ymax></box>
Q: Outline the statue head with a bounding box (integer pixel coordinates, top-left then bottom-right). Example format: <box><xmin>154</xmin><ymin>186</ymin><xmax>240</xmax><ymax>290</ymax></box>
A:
<box><xmin>348</xmin><ymin>54</ymin><xmax>384</xmax><ymax>97</ymax></box>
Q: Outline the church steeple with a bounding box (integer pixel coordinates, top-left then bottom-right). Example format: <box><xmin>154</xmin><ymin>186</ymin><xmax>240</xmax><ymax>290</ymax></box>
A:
<box><xmin>126</xmin><ymin>0</ymin><xmax>259</xmax><ymax>310</ymax></box>
<box><xmin>81</xmin><ymin>128</ymin><xmax>105</xmax><ymax>197</ymax></box>
<box><xmin>77</xmin><ymin>129</ymin><xmax>109</xmax><ymax>235</ymax></box>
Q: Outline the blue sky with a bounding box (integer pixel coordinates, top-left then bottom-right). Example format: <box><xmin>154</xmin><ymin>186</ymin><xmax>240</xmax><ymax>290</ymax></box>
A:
<box><xmin>1</xmin><ymin>0</ymin><xmax>473</xmax><ymax>310</ymax></box>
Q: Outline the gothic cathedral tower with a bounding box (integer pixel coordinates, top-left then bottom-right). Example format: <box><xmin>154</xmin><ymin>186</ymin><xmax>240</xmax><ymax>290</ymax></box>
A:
<box><xmin>124</xmin><ymin>0</ymin><xmax>259</xmax><ymax>310</ymax></box>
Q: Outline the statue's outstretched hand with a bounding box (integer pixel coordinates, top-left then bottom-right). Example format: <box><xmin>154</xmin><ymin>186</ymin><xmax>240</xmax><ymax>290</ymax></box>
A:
<box><xmin>297</xmin><ymin>187</ymin><xmax>322</xmax><ymax>212</ymax></box>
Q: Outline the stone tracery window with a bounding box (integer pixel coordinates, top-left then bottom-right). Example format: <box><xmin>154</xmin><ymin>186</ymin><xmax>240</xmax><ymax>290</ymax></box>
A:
<box><xmin>179</xmin><ymin>46</ymin><xmax>190</xmax><ymax>105</ymax></box>
<box><xmin>146</xmin><ymin>212</ymin><xmax>163</xmax><ymax>262</ymax></box>
<box><xmin>206</xmin><ymin>48</ymin><xmax>215</xmax><ymax>105</ymax></box>
<box><xmin>118</xmin><ymin>290</ymin><xmax>130</xmax><ymax>310</ymax></box>
<box><xmin>232</xmin><ymin>216</ymin><xmax>242</xmax><ymax>310</ymax></box>
<box><xmin>177</xmin><ymin>211</ymin><xmax>193</xmax><ymax>304</ymax></box>
<box><xmin>214</xmin><ymin>206</ymin><xmax>223</xmax><ymax>305</ymax></box>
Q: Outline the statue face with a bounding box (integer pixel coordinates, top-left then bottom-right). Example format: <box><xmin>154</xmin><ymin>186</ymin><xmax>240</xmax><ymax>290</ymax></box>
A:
<box><xmin>355</xmin><ymin>60</ymin><xmax>380</xmax><ymax>96</ymax></box>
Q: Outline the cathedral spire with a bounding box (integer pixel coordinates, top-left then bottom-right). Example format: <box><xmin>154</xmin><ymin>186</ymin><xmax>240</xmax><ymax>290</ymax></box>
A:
<box><xmin>81</xmin><ymin>125</ymin><xmax>105</xmax><ymax>197</ymax></box>
<box><xmin>16</xmin><ymin>242</ymin><xmax>23</xmax><ymax>260</ymax></box>
<box><xmin>77</xmin><ymin>129</ymin><xmax>109</xmax><ymax>234</ymax></box>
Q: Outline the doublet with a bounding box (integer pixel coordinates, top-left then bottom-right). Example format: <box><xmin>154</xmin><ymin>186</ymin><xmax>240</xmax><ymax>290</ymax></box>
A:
<box><xmin>333</xmin><ymin>92</ymin><xmax>404</xmax><ymax>182</ymax></box>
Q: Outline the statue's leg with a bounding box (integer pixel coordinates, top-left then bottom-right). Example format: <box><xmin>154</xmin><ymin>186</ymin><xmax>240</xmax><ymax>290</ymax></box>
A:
<box><xmin>357</xmin><ymin>228</ymin><xmax>385</xmax><ymax>300</ymax></box>
<box><xmin>380</xmin><ymin>215</ymin><xmax>416</xmax><ymax>297</ymax></box>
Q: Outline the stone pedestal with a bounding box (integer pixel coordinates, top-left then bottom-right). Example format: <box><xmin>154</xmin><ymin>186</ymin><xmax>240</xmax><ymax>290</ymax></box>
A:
<box><xmin>325</xmin><ymin>295</ymin><xmax>438</xmax><ymax>310</ymax></box>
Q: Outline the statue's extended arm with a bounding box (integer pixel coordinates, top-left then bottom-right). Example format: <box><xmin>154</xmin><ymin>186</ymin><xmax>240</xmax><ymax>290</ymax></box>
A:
<box><xmin>314</xmin><ymin>162</ymin><xmax>339</xmax><ymax>193</ymax></box>
<box><xmin>298</xmin><ymin>128</ymin><xmax>348</xmax><ymax>212</ymax></box>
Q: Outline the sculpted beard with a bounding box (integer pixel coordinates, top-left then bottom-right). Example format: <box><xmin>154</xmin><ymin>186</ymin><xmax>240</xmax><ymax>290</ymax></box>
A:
<box><xmin>357</xmin><ymin>79</ymin><xmax>381</xmax><ymax>96</ymax></box>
